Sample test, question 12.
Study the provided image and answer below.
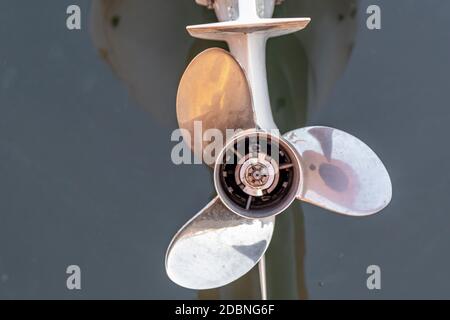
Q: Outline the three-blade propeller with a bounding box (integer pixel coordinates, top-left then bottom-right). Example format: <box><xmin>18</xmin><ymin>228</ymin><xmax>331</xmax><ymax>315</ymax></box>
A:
<box><xmin>166</xmin><ymin>48</ymin><xmax>392</xmax><ymax>290</ymax></box>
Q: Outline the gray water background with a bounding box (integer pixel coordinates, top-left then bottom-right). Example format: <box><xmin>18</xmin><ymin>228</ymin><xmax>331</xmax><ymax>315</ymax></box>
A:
<box><xmin>0</xmin><ymin>0</ymin><xmax>449</xmax><ymax>299</ymax></box>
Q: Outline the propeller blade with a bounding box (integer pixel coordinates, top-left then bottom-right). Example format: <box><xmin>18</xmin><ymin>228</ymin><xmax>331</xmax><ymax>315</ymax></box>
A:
<box><xmin>284</xmin><ymin>126</ymin><xmax>392</xmax><ymax>216</ymax></box>
<box><xmin>166</xmin><ymin>196</ymin><xmax>275</xmax><ymax>290</ymax></box>
<box><xmin>177</xmin><ymin>48</ymin><xmax>256</xmax><ymax>165</ymax></box>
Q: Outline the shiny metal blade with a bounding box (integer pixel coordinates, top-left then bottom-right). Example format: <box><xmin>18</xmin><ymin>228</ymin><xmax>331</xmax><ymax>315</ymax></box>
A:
<box><xmin>166</xmin><ymin>196</ymin><xmax>275</xmax><ymax>290</ymax></box>
<box><xmin>177</xmin><ymin>48</ymin><xmax>255</xmax><ymax>164</ymax></box>
<box><xmin>284</xmin><ymin>126</ymin><xmax>392</xmax><ymax>216</ymax></box>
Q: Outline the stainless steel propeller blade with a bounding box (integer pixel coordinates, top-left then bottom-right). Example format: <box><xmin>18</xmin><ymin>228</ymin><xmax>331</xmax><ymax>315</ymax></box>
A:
<box><xmin>284</xmin><ymin>126</ymin><xmax>392</xmax><ymax>216</ymax></box>
<box><xmin>166</xmin><ymin>196</ymin><xmax>275</xmax><ymax>290</ymax></box>
<box><xmin>177</xmin><ymin>47</ymin><xmax>255</xmax><ymax>164</ymax></box>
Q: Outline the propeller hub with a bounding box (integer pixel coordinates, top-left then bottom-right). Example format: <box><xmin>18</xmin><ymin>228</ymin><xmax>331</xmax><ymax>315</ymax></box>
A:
<box><xmin>214</xmin><ymin>130</ymin><xmax>302</xmax><ymax>219</ymax></box>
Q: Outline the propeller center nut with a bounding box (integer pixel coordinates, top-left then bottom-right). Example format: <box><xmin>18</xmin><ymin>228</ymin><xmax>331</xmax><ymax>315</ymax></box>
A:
<box><xmin>237</xmin><ymin>155</ymin><xmax>279</xmax><ymax>197</ymax></box>
<box><xmin>248</xmin><ymin>164</ymin><xmax>268</xmax><ymax>183</ymax></box>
